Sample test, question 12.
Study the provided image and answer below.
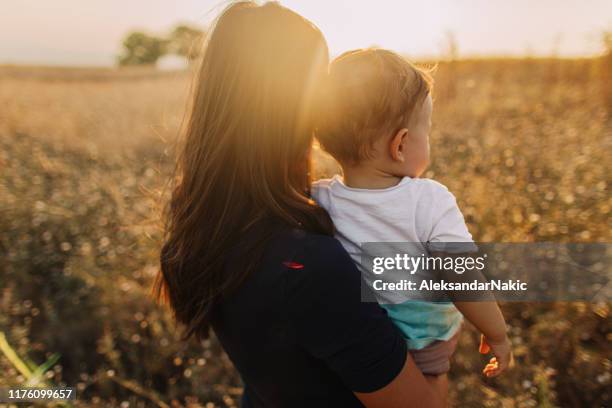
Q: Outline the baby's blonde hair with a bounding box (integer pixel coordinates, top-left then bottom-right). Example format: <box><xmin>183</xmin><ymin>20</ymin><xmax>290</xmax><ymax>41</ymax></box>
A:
<box><xmin>317</xmin><ymin>48</ymin><xmax>432</xmax><ymax>165</ymax></box>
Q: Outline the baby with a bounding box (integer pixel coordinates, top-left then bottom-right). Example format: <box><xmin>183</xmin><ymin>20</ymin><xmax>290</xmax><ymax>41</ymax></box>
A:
<box><xmin>312</xmin><ymin>49</ymin><xmax>512</xmax><ymax>400</ymax></box>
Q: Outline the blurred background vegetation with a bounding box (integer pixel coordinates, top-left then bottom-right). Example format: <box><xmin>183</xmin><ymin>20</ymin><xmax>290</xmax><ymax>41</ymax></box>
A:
<box><xmin>0</xmin><ymin>26</ymin><xmax>611</xmax><ymax>408</ymax></box>
<box><xmin>117</xmin><ymin>25</ymin><xmax>205</xmax><ymax>67</ymax></box>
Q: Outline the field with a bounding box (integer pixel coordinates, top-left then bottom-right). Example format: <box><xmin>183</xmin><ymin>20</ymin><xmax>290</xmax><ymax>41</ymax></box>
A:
<box><xmin>0</xmin><ymin>58</ymin><xmax>610</xmax><ymax>407</ymax></box>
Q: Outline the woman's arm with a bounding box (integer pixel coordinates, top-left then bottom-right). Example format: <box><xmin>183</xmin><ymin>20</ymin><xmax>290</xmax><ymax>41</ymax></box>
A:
<box><xmin>355</xmin><ymin>353</ymin><xmax>443</xmax><ymax>408</ymax></box>
<box><xmin>285</xmin><ymin>236</ymin><xmax>443</xmax><ymax>407</ymax></box>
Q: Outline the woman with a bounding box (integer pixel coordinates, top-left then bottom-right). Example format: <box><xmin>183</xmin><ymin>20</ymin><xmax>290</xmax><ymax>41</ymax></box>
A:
<box><xmin>157</xmin><ymin>2</ymin><xmax>443</xmax><ymax>407</ymax></box>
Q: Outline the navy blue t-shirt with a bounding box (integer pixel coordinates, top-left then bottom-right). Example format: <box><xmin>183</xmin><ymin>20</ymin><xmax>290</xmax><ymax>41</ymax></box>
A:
<box><xmin>211</xmin><ymin>229</ymin><xmax>407</xmax><ymax>407</ymax></box>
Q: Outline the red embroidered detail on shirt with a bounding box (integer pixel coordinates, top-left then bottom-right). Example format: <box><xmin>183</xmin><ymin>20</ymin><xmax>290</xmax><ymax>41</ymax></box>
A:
<box><xmin>283</xmin><ymin>261</ymin><xmax>304</xmax><ymax>269</ymax></box>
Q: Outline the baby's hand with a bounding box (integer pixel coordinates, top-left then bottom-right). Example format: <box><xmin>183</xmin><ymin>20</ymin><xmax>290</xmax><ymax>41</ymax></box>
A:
<box><xmin>479</xmin><ymin>334</ymin><xmax>513</xmax><ymax>377</ymax></box>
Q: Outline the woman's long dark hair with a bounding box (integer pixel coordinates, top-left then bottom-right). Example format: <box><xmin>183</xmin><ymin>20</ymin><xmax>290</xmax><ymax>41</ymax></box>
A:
<box><xmin>156</xmin><ymin>1</ymin><xmax>334</xmax><ymax>340</ymax></box>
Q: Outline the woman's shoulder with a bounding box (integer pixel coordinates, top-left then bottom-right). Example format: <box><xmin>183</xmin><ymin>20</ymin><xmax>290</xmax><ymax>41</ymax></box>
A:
<box><xmin>269</xmin><ymin>228</ymin><xmax>349</xmax><ymax>268</ymax></box>
<box><xmin>271</xmin><ymin>230</ymin><xmax>409</xmax><ymax>394</ymax></box>
<box><xmin>267</xmin><ymin>229</ymin><xmax>362</xmax><ymax>305</ymax></box>
<box><xmin>257</xmin><ymin>228</ymin><xmax>358</xmax><ymax>299</ymax></box>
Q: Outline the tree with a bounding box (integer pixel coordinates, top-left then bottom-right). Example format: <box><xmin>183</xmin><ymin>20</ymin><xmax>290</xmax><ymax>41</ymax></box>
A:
<box><xmin>118</xmin><ymin>32</ymin><xmax>167</xmax><ymax>66</ymax></box>
<box><xmin>168</xmin><ymin>25</ymin><xmax>206</xmax><ymax>61</ymax></box>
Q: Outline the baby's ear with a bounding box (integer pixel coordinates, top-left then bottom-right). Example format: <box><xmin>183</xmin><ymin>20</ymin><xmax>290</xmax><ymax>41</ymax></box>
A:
<box><xmin>389</xmin><ymin>128</ymin><xmax>409</xmax><ymax>162</ymax></box>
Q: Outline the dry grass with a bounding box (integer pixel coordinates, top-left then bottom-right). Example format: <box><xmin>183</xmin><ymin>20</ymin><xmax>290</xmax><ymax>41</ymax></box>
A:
<box><xmin>0</xmin><ymin>66</ymin><xmax>189</xmax><ymax>152</ymax></box>
<box><xmin>0</xmin><ymin>58</ymin><xmax>610</xmax><ymax>407</ymax></box>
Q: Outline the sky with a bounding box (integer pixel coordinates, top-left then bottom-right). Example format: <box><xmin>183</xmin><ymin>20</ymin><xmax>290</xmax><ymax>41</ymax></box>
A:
<box><xmin>1</xmin><ymin>0</ymin><xmax>611</xmax><ymax>66</ymax></box>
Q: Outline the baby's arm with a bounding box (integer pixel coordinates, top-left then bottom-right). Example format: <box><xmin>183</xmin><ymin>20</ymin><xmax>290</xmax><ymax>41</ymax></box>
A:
<box><xmin>424</xmin><ymin>181</ymin><xmax>513</xmax><ymax>376</ymax></box>
<box><xmin>430</xmin><ymin>249</ymin><xmax>513</xmax><ymax>377</ymax></box>
<box><xmin>433</xmin><ymin>262</ymin><xmax>514</xmax><ymax>377</ymax></box>
<box><xmin>453</xmin><ymin>301</ymin><xmax>513</xmax><ymax>377</ymax></box>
